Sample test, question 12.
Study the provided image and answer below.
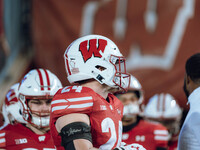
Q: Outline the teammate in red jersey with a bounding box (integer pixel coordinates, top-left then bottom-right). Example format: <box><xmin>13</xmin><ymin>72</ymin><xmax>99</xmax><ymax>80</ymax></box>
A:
<box><xmin>144</xmin><ymin>93</ymin><xmax>183</xmax><ymax>150</ymax></box>
<box><xmin>116</xmin><ymin>75</ymin><xmax>169</xmax><ymax>150</ymax></box>
<box><xmin>0</xmin><ymin>68</ymin><xmax>62</xmax><ymax>150</ymax></box>
<box><xmin>50</xmin><ymin>35</ymin><xmax>146</xmax><ymax>150</ymax></box>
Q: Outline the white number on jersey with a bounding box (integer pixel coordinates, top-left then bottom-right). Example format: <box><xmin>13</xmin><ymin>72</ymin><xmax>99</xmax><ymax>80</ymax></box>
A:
<box><xmin>100</xmin><ymin>117</ymin><xmax>122</xmax><ymax>149</ymax></box>
<box><xmin>61</xmin><ymin>86</ymin><xmax>82</xmax><ymax>93</ymax></box>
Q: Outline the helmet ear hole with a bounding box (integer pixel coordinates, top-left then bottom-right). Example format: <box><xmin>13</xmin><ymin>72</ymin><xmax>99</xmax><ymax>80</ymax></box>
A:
<box><xmin>95</xmin><ymin>65</ymin><xmax>106</xmax><ymax>71</ymax></box>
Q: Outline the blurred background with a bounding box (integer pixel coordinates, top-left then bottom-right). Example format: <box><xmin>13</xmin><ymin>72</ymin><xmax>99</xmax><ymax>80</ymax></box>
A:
<box><xmin>0</xmin><ymin>0</ymin><xmax>199</xmax><ymax>125</ymax></box>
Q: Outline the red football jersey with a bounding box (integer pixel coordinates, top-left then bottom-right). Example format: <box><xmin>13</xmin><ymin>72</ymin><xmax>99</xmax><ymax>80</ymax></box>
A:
<box><xmin>50</xmin><ymin>86</ymin><xmax>124</xmax><ymax>150</ymax></box>
<box><xmin>0</xmin><ymin>123</ymin><xmax>56</xmax><ymax>150</ymax></box>
<box><xmin>122</xmin><ymin>119</ymin><xmax>169</xmax><ymax>150</ymax></box>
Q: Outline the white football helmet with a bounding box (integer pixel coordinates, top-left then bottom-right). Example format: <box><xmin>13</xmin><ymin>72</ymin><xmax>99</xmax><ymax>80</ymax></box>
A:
<box><xmin>64</xmin><ymin>34</ymin><xmax>130</xmax><ymax>92</ymax></box>
<box><xmin>18</xmin><ymin>69</ymin><xmax>62</xmax><ymax>128</ymax></box>
<box><xmin>2</xmin><ymin>83</ymin><xmax>27</xmax><ymax>125</ymax></box>
<box><xmin>144</xmin><ymin>93</ymin><xmax>182</xmax><ymax>135</ymax></box>
<box><xmin>121</xmin><ymin>75</ymin><xmax>144</xmax><ymax>118</ymax></box>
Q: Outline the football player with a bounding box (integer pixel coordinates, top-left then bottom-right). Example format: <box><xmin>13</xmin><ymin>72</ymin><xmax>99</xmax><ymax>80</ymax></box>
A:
<box><xmin>0</xmin><ymin>69</ymin><xmax>62</xmax><ymax>149</ymax></box>
<box><xmin>144</xmin><ymin>93</ymin><xmax>183</xmax><ymax>150</ymax></box>
<box><xmin>50</xmin><ymin>35</ymin><xmax>146</xmax><ymax>150</ymax></box>
<box><xmin>116</xmin><ymin>75</ymin><xmax>169</xmax><ymax>150</ymax></box>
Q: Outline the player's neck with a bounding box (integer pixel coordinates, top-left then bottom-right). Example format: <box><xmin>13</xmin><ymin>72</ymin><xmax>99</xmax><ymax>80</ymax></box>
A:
<box><xmin>81</xmin><ymin>80</ymin><xmax>109</xmax><ymax>99</ymax></box>
<box><xmin>26</xmin><ymin>123</ymin><xmax>49</xmax><ymax>134</ymax></box>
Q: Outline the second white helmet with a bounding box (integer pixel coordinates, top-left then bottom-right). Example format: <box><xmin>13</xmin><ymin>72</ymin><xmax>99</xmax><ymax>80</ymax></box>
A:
<box><xmin>18</xmin><ymin>69</ymin><xmax>62</xmax><ymax>128</ymax></box>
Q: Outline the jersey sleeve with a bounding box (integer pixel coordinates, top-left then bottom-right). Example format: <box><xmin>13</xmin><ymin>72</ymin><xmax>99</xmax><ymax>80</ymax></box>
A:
<box><xmin>51</xmin><ymin>86</ymin><xmax>94</xmax><ymax>119</ymax></box>
<box><xmin>153</xmin><ymin>123</ymin><xmax>169</xmax><ymax>148</ymax></box>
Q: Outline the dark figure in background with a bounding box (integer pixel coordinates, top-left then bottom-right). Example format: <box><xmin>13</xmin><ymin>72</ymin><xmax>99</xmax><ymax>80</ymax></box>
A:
<box><xmin>178</xmin><ymin>53</ymin><xmax>200</xmax><ymax>150</ymax></box>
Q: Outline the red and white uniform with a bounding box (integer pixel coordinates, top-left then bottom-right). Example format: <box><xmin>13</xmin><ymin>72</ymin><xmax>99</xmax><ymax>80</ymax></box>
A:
<box><xmin>50</xmin><ymin>86</ymin><xmax>124</xmax><ymax>150</ymax></box>
<box><xmin>0</xmin><ymin>123</ymin><xmax>55</xmax><ymax>150</ymax></box>
<box><xmin>122</xmin><ymin>119</ymin><xmax>169</xmax><ymax>150</ymax></box>
<box><xmin>168</xmin><ymin>134</ymin><xmax>179</xmax><ymax>150</ymax></box>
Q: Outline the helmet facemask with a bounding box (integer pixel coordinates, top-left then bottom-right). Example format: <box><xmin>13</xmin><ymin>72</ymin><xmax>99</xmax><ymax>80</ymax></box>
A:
<box><xmin>109</xmin><ymin>55</ymin><xmax>130</xmax><ymax>92</ymax></box>
<box><xmin>19</xmin><ymin>94</ymin><xmax>52</xmax><ymax>129</ymax></box>
<box><xmin>29</xmin><ymin>108</ymin><xmax>50</xmax><ymax>129</ymax></box>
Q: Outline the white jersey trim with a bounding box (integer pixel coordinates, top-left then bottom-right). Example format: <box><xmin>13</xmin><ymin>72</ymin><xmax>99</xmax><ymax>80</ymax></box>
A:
<box><xmin>52</xmin><ymin>105</ymin><xmax>68</xmax><ymax>112</ymax></box>
<box><xmin>154</xmin><ymin>135</ymin><xmax>169</xmax><ymax>141</ymax></box>
<box><xmin>67</xmin><ymin>96</ymin><xmax>93</xmax><ymax>102</ymax></box>
<box><xmin>51</xmin><ymin>99</ymin><xmax>67</xmax><ymax>104</ymax></box>
<box><xmin>154</xmin><ymin>130</ymin><xmax>168</xmax><ymax>135</ymax></box>
<box><xmin>0</xmin><ymin>133</ymin><xmax>5</xmax><ymax>137</ymax></box>
<box><xmin>0</xmin><ymin>138</ymin><xmax>5</xmax><ymax>144</ymax></box>
<box><xmin>68</xmin><ymin>103</ymin><xmax>93</xmax><ymax>108</ymax></box>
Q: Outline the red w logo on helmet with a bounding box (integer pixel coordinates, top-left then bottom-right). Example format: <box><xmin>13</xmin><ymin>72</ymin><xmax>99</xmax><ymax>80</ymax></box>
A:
<box><xmin>79</xmin><ymin>39</ymin><xmax>107</xmax><ymax>62</ymax></box>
